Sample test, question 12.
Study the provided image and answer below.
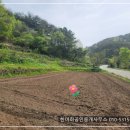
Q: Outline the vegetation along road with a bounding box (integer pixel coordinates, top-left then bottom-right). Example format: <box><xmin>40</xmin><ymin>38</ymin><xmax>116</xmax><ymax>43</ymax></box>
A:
<box><xmin>100</xmin><ymin>65</ymin><xmax>130</xmax><ymax>80</ymax></box>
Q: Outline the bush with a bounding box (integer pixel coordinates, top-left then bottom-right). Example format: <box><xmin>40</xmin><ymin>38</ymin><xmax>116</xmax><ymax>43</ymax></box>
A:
<box><xmin>0</xmin><ymin>43</ymin><xmax>9</xmax><ymax>49</ymax></box>
<box><xmin>91</xmin><ymin>66</ymin><xmax>101</xmax><ymax>72</ymax></box>
<box><xmin>13</xmin><ymin>33</ymin><xmax>34</xmax><ymax>47</ymax></box>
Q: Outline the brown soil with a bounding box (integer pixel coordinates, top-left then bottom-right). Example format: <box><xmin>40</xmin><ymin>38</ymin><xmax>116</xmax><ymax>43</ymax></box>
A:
<box><xmin>0</xmin><ymin>72</ymin><xmax>130</xmax><ymax>130</ymax></box>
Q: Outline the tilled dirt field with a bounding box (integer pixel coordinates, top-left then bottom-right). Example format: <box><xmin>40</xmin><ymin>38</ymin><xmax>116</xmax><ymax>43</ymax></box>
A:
<box><xmin>0</xmin><ymin>72</ymin><xmax>130</xmax><ymax>130</ymax></box>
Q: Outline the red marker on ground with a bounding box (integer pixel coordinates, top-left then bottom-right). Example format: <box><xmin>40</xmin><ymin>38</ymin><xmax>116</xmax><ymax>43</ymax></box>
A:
<box><xmin>69</xmin><ymin>85</ymin><xmax>80</xmax><ymax>97</ymax></box>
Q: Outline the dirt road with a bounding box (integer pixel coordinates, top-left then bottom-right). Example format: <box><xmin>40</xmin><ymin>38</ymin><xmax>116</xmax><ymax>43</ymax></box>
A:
<box><xmin>0</xmin><ymin>72</ymin><xmax>130</xmax><ymax>130</ymax></box>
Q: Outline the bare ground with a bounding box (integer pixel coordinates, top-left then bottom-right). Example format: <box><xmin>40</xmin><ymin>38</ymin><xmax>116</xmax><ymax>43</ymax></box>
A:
<box><xmin>0</xmin><ymin>72</ymin><xmax>130</xmax><ymax>130</ymax></box>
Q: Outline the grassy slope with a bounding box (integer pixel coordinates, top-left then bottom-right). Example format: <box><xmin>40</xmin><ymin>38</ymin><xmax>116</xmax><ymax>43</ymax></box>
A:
<box><xmin>0</xmin><ymin>48</ymin><xmax>91</xmax><ymax>78</ymax></box>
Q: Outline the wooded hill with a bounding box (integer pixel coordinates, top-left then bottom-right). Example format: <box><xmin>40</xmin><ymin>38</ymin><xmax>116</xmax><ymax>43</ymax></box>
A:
<box><xmin>0</xmin><ymin>2</ymin><xmax>89</xmax><ymax>63</ymax></box>
<box><xmin>0</xmin><ymin>2</ymin><xmax>93</xmax><ymax>77</ymax></box>
<box><xmin>89</xmin><ymin>33</ymin><xmax>130</xmax><ymax>66</ymax></box>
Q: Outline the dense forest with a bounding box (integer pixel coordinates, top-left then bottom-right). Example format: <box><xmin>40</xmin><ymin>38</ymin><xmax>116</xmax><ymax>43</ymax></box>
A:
<box><xmin>0</xmin><ymin>2</ymin><xmax>89</xmax><ymax>63</ymax></box>
<box><xmin>89</xmin><ymin>34</ymin><xmax>130</xmax><ymax>69</ymax></box>
<box><xmin>0</xmin><ymin>2</ymin><xmax>94</xmax><ymax>77</ymax></box>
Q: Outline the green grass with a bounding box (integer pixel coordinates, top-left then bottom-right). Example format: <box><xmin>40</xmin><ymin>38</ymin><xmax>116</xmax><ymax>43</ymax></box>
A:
<box><xmin>0</xmin><ymin>48</ymin><xmax>90</xmax><ymax>78</ymax></box>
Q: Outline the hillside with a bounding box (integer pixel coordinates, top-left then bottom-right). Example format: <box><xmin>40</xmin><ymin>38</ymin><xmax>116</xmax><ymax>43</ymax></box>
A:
<box><xmin>0</xmin><ymin>3</ymin><xmax>88</xmax><ymax>61</ymax></box>
<box><xmin>89</xmin><ymin>33</ymin><xmax>130</xmax><ymax>65</ymax></box>
<box><xmin>0</xmin><ymin>3</ymin><xmax>92</xmax><ymax>77</ymax></box>
<box><xmin>0</xmin><ymin>47</ymin><xmax>91</xmax><ymax>78</ymax></box>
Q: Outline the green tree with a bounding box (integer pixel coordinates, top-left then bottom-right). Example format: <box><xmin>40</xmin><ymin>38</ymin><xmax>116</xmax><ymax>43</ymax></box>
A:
<box><xmin>14</xmin><ymin>13</ymin><xmax>55</xmax><ymax>35</ymax></box>
<box><xmin>14</xmin><ymin>33</ymin><xmax>34</xmax><ymax>47</ymax></box>
<box><xmin>13</xmin><ymin>20</ymin><xmax>29</xmax><ymax>37</ymax></box>
<box><xmin>49</xmin><ymin>31</ymin><xmax>65</xmax><ymax>58</ymax></box>
<box><xmin>119</xmin><ymin>47</ymin><xmax>130</xmax><ymax>69</ymax></box>
<box><xmin>71</xmin><ymin>48</ymin><xmax>87</xmax><ymax>62</ymax></box>
<box><xmin>31</xmin><ymin>36</ymin><xmax>48</xmax><ymax>54</ymax></box>
<box><xmin>0</xmin><ymin>5</ymin><xmax>16</xmax><ymax>41</ymax></box>
<box><xmin>108</xmin><ymin>56</ymin><xmax>118</xmax><ymax>68</ymax></box>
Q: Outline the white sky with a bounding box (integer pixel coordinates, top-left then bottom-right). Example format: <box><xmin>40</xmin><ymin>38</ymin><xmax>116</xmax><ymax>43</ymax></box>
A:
<box><xmin>2</xmin><ymin>0</ymin><xmax>130</xmax><ymax>47</ymax></box>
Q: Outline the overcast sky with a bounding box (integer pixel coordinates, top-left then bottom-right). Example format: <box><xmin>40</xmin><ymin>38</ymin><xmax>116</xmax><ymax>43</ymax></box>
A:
<box><xmin>2</xmin><ymin>0</ymin><xmax>130</xmax><ymax>47</ymax></box>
